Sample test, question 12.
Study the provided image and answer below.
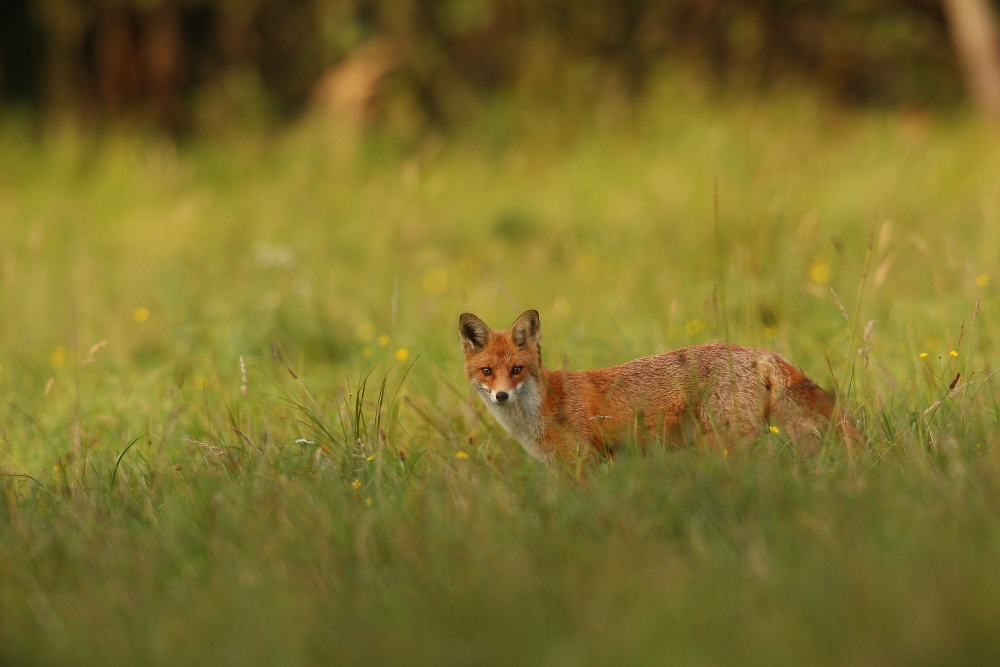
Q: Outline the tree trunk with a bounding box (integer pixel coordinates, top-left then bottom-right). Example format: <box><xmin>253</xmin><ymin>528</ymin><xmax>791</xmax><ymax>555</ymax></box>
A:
<box><xmin>942</xmin><ymin>0</ymin><xmax>1000</xmax><ymax>119</ymax></box>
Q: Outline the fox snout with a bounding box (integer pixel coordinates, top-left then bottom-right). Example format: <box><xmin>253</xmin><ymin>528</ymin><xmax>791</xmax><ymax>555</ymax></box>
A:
<box><xmin>493</xmin><ymin>390</ymin><xmax>511</xmax><ymax>404</ymax></box>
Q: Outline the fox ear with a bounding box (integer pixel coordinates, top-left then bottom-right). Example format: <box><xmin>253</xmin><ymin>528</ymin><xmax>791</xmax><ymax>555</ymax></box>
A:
<box><xmin>459</xmin><ymin>313</ymin><xmax>491</xmax><ymax>353</ymax></box>
<box><xmin>510</xmin><ymin>310</ymin><xmax>541</xmax><ymax>351</ymax></box>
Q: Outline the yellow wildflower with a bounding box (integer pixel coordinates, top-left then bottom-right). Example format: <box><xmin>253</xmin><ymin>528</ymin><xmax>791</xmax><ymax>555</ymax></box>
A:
<box><xmin>49</xmin><ymin>346</ymin><xmax>67</xmax><ymax>370</ymax></box>
<box><xmin>365</xmin><ymin>498</ymin><xmax>373</xmax><ymax>507</ymax></box>
<box><xmin>950</xmin><ymin>350</ymin><xmax>958</xmax><ymax>358</ymax></box>
<box><xmin>809</xmin><ymin>262</ymin><xmax>831</xmax><ymax>285</ymax></box>
<box><xmin>769</xmin><ymin>425</ymin><xmax>780</xmax><ymax>434</ymax></box>
<box><xmin>377</xmin><ymin>334</ymin><xmax>390</xmax><ymax>346</ymax></box>
<box><xmin>977</xmin><ymin>273</ymin><xmax>990</xmax><ymax>287</ymax></box>
<box><xmin>455</xmin><ymin>450</ymin><xmax>470</xmax><ymax>459</ymax></box>
<box><xmin>919</xmin><ymin>352</ymin><xmax>928</xmax><ymax>359</ymax></box>
<box><xmin>133</xmin><ymin>307</ymin><xmax>150</xmax><ymax>322</ymax></box>
<box><xmin>685</xmin><ymin>318</ymin><xmax>704</xmax><ymax>335</ymax></box>
<box><xmin>351</xmin><ymin>479</ymin><xmax>361</xmax><ymax>489</ymax></box>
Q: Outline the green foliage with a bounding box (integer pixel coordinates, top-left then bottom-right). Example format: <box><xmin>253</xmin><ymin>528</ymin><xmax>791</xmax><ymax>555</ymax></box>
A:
<box><xmin>0</xmin><ymin>0</ymin><xmax>967</xmax><ymax>129</ymax></box>
<box><xmin>1</xmin><ymin>90</ymin><xmax>1000</xmax><ymax>663</ymax></box>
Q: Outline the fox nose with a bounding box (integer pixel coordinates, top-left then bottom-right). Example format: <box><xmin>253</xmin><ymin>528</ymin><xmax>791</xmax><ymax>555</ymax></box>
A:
<box><xmin>495</xmin><ymin>391</ymin><xmax>509</xmax><ymax>403</ymax></box>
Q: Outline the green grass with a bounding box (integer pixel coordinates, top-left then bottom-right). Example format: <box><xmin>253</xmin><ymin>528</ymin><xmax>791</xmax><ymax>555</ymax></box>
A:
<box><xmin>2</xmin><ymin>85</ymin><xmax>1000</xmax><ymax>665</ymax></box>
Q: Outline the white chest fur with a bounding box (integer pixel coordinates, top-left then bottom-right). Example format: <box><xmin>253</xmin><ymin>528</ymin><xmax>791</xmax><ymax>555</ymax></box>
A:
<box><xmin>477</xmin><ymin>377</ymin><xmax>548</xmax><ymax>461</ymax></box>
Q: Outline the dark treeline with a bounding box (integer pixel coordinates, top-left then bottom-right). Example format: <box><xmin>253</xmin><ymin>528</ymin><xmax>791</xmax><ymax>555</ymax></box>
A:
<box><xmin>0</xmin><ymin>0</ymin><xmax>985</xmax><ymax>130</ymax></box>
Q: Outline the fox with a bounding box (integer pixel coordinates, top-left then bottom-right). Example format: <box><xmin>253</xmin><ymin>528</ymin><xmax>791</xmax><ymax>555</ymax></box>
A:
<box><xmin>460</xmin><ymin>309</ymin><xmax>862</xmax><ymax>463</ymax></box>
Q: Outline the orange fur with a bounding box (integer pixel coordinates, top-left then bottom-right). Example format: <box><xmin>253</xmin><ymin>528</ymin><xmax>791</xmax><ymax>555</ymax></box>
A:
<box><xmin>460</xmin><ymin>310</ymin><xmax>862</xmax><ymax>463</ymax></box>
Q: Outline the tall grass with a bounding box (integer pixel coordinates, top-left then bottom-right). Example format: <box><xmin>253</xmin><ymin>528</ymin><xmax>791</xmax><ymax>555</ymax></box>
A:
<box><xmin>1</xmin><ymin>86</ymin><xmax>1000</xmax><ymax>664</ymax></box>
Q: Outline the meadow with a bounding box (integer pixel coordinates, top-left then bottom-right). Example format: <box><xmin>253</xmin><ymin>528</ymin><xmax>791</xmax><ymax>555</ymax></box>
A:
<box><xmin>2</xmin><ymin>82</ymin><xmax>1000</xmax><ymax>665</ymax></box>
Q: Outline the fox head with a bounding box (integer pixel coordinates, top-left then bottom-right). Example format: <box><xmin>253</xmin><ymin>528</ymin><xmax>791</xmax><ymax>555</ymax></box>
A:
<box><xmin>459</xmin><ymin>310</ymin><xmax>542</xmax><ymax>406</ymax></box>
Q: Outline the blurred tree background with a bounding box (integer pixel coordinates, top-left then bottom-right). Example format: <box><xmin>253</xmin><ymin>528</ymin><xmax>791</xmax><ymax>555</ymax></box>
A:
<box><xmin>0</xmin><ymin>0</ymin><xmax>997</xmax><ymax>133</ymax></box>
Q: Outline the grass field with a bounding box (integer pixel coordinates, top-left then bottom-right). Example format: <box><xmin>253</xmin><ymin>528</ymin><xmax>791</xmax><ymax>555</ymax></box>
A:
<box><xmin>2</xmin><ymin>84</ymin><xmax>1000</xmax><ymax>665</ymax></box>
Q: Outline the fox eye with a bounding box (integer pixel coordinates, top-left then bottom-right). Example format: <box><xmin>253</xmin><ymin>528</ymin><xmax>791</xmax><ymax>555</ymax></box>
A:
<box><xmin>511</xmin><ymin>366</ymin><xmax>523</xmax><ymax>375</ymax></box>
<box><xmin>481</xmin><ymin>367</ymin><xmax>492</xmax><ymax>376</ymax></box>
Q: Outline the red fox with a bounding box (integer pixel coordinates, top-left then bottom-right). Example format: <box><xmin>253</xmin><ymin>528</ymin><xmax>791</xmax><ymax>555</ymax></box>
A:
<box><xmin>460</xmin><ymin>310</ymin><xmax>861</xmax><ymax>462</ymax></box>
